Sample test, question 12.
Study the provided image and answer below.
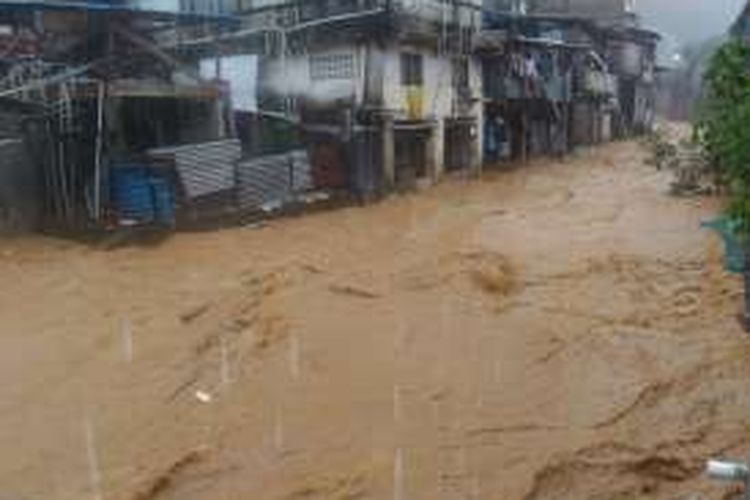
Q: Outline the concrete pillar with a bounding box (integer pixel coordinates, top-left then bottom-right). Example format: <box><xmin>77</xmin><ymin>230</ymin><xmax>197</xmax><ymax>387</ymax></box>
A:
<box><xmin>424</xmin><ymin>122</ymin><xmax>439</xmax><ymax>182</ymax></box>
<box><xmin>471</xmin><ymin>104</ymin><xmax>484</xmax><ymax>174</ymax></box>
<box><xmin>429</xmin><ymin>119</ymin><xmax>445</xmax><ymax>181</ymax></box>
<box><xmin>382</xmin><ymin>114</ymin><xmax>395</xmax><ymax>190</ymax></box>
<box><xmin>213</xmin><ymin>97</ymin><xmax>225</xmax><ymax>140</ymax></box>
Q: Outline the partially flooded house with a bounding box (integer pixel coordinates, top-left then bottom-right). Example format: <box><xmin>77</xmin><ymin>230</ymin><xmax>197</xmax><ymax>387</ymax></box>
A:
<box><xmin>479</xmin><ymin>1</ymin><xmax>576</xmax><ymax>162</ymax></box>
<box><xmin>0</xmin><ymin>0</ymin><xmax>236</xmax><ymax>232</ymax></box>
<box><xmin>240</xmin><ymin>0</ymin><xmax>484</xmax><ymax>197</ymax></box>
<box><xmin>530</xmin><ymin>0</ymin><xmax>659</xmax><ymax>139</ymax></box>
<box><xmin>476</xmin><ymin>0</ymin><xmax>656</xmax><ymax>163</ymax></box>
<box><xmin>0</xmin><ymin>0</ymin><xmax>662</xmax><ymax>235</ymax></box>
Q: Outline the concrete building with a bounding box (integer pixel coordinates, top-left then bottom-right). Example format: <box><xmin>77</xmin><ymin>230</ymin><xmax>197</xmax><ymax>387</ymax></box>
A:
<box><xmin>529</xmin><ymin>0</ymin><xmax>637</xmax><ymax>24</ymax></box>
<box><xmin>239</xmin><ymin>0</ymin><xmax>484</xmax><ymax>197</ymax></box>
<box><xmin>477</xmin><ymin>23</ymin><xmax>575</xmax><ymax>162</ymax></box>
<box><xmin>0</xmin><ymin>0</ymin><xmax>663</xmax><ymax>233</ymax></box>
<box><xmin>525</xmin><ymin>0</ymin><xmax>658</xmax><ymax>138</ymax></box>
<box><xmin>0</xmin><ymin>0</ymin><xmax>234</xmax><ymax>232</ymax></box>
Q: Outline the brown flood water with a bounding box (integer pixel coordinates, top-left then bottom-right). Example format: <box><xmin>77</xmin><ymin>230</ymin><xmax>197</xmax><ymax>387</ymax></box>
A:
<box><xmin>1</xmin><ymin>138</ymin><xmax>749</xmax><ymax>499</ymax></box>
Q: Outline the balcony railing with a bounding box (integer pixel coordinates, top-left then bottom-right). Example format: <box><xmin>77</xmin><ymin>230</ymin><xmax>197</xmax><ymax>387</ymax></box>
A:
<box><xmin>484</xmin><ymin>73</ymin><xmax>572</xmax><ymax>102</ymax></box>
<box><xmin>581</xmin><ymin>70</ymin><xmax>617</xmax><ymax>97</ymax></box>
<box><xmin>293</xmin><ymin>0</ymin><xmax>480</xmax><ymax>26</ymax></box>
<box><xmin>297</xmin><ymin>0</ymin><xmax>387</xmax><ymax>21</ymax></box>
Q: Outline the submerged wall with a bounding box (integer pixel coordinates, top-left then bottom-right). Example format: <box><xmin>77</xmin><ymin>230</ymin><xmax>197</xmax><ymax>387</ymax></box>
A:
<box><xmin>0</xmin><ymin>107</ymin><xmax>42</xmax><ymax>233</ymax></box>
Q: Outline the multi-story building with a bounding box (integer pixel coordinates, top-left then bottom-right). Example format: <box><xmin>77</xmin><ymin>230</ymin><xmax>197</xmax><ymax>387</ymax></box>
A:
<box><xmin>528</xmin><ymin>0</ymin><xmax>659</xmax><ymax>138</ymax></box>
<box><xmin>529</xmin><ymin>0</ymin><xmax>637</xmax><ymax>21</ymax></box>
<box><xmin>0</xmin><ymin>0</ymin><xmax>233</xmax><ymax>232</ymax></box>
<box><xmin>478</xmin><ymin>6</ymin><xmax>578</xmax><ymax>162</ymax></box>
<box><xmin>224</xmin><ymin>0</ymin><xmax>484</xmax><ymax>198</ymax></box>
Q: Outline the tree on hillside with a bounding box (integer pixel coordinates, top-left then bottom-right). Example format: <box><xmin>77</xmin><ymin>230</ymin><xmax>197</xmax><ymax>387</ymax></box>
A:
<box><xmin>697</xmin><ymin>38</ymin><xmax>750</xmax><ymax>329</ymax></box>
<box><xmin>698</xmin><ymin>39</ymin><xmax>750</xmax><ymax>227</ymax></box>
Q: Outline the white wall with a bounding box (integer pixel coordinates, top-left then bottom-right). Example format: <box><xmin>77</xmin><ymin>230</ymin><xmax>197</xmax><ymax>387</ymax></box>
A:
<box><xmin>379</xmin><ymin>44</ymin><xmax>483</xmax><ymax>175</ymax></box>
<box><xmin>379</xmin><ymin>45</ymin><xmax>483</xmax><ymax>120</ymax></box>
<box><xmin>200</xmin><ymin>55</ymin><xmax>259</xmax><ymax>112</ymax></box>
<box><xmin>381</xmin><ymin>46</ymin><xmax>453</xmax><ymax>120</ymax></box>
<box><xmin>260</xmin><ymin>40</ymin><xmax>483</xmax><ymax>176</ymax></box>
<box><xmin>262</xmin><ymin>48</ymin><xmax>364</xmax><ymax>105</ymax></box>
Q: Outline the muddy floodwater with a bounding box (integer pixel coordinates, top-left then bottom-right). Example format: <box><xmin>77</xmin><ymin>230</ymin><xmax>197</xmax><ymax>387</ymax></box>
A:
<box><xmin>2</xmin><ymin>139</ymin><xmax>749</xmax><ymax>499</ymax></box>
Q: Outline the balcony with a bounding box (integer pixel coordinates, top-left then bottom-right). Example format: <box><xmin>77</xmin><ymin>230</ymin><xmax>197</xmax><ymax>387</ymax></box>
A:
<box><xmin>297</xmin><ymin>0</ymin><xmax>387</xmax><ymax>21</ymax></box>
<box><xmin>293</xmin><ymin>0</ymin><xmax>480</xmax><ymax>27</ymax></box>
<box><xmin>580</xmin><ymin>70</ymin><xmax>617</xmax><ymax>97</ymax></box>
<box><xmin>484</xmin><ymin>73</ymin><xmax>571</xmax><ymax>102</ymax></box>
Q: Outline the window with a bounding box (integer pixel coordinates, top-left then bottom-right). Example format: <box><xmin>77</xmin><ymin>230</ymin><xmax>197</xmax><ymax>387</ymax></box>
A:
<box><xmin>309</xmin><ymin>53</ymin><xmax>355</xmax><ymax>81</ymax></box>
<box><xmin>401</xmin><ymin>53</ymin><xmax>424</xmax><ymax>86</ymax></box>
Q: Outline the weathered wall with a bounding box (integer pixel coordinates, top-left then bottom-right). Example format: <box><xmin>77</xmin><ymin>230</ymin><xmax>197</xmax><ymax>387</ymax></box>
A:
<box><xmin>260</xmin><ymin>36</ymin><xmax>483</xmax><ymax>180</ymax></box>
<box><xmin>381</xmin><ymin>46</ymin><xmax>453</xmax><ymax>120</ymax></box>
<box><xmin>0</xmin><ymin>108</ymin><xmax>43</xmax><ymax>234</ymax></box>
<box><xmin>606</xmin><ymin>39</ymin><xmax>647</xmax><ymax>77</ymax></box>
<box><xmin>260</xmin><ymin>47</ymin><xmax>364</xmax><ymax>106</ymax></box>
<box><xmin>531</xmin><ymin>0</ymin><xmax>633</xmax><ymax>16</ymax></box>
<box><xmin>380</xmin><ymin>44</ymin><xmax>483</xmax><ymax>174</ymax></box>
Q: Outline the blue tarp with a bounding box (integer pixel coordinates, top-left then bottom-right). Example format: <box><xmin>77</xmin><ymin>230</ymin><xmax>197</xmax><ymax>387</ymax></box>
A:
<box><xmin>702</xmin><ymin>217</ymin><xmax>745</xmax><ymax>274</ymax></box>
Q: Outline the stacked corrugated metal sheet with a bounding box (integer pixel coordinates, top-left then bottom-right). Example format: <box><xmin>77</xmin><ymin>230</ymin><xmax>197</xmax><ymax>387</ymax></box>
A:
<box><xmin>149</xmin><ymin>139</ymin><xmax>242</xmax><ymax>200</ymax></box>
<box><xmin>0</xmin><ymin>135</ymin><xmax>37</xmax><ymax>232</ymax></box>
<box><xmin>237</xmin><ymin>150</ymin><xmax>312</xmax><ymax>209</ymax></box>
<box><xmin>0</xmin><ymin>111</ymin><xmax>25</xmax><ymax>137</ymax></box>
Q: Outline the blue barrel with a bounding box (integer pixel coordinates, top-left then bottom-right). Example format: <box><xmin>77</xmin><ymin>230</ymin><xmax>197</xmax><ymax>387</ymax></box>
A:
<box><xmin>111</xmin><ymin>165</ymin><xmax>155</xmax><ymax>223</ymax></box>
<box><xmin>150</xmin><ymin>174</ymin><xmax>176</xmax><ymax>226</ymax></box>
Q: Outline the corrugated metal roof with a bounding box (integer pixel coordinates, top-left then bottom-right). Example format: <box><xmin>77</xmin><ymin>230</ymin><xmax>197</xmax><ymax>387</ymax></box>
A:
<box><xmin>237</xmin><ymin>150</ymin><xmax>311</xmax><ymax>209</ymax></box>
<box><xmin>150</xmin><ymin>139</ymin><xmax>241</xmax><ymax>199</ymax></box>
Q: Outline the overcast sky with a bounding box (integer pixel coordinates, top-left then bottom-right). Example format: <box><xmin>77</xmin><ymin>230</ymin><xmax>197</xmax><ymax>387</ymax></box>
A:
<box><xmin>636</xmin><ymin>0</ymin><xmax>745</xmax><ymax>45</ymax></box>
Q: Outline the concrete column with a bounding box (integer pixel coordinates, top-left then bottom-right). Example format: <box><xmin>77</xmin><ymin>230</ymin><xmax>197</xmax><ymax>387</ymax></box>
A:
<box><xmin>430</xmin><ymin>119</ymin><xmax>445</xmax><ymax>181</ymax></box>
<box><xmin>382</xmin><ymin>114</ymin><xmax>395</xmax><ymax>190</ymax></box>
<box><xmin>472</xmin><ymin>104</ymin><xmax>484</xmax><ymax>174</ymax></box>
<box><xmin>424</xmin><ymin>122</ymin><xmax>438</xmax><ymax>182</ymax></box>
<box><xmin>213</xmin><ymin>97</ymin><xmax>225</xmax><ymax>140</ymax></box>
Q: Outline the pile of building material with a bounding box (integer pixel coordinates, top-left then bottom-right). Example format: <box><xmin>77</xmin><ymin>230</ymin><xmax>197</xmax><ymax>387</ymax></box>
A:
<box><xmin>670</xmin><ymin>143</ymin><xmax>713</xmax><ymax>195</ymax></box>
<box><xmin>0</xmin><ymin>99</ymin><xmax>44</xmax><ymax>233</ymax></box>
<box><xmin>645</xmin><ymin>131</ymin><xmax>713</xmax><ymax>195</ymax></box>
<box><xmin>643</xmin><ymin>129</ymin><xmax>679</xmax><ymax>170</ymax></box>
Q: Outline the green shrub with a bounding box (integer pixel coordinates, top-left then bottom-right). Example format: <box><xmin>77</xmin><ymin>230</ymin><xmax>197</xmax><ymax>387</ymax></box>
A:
<box><xmin>697</xmin><ymin>39</ymin><xmax>750</xmax><ymax>234</ymax></box>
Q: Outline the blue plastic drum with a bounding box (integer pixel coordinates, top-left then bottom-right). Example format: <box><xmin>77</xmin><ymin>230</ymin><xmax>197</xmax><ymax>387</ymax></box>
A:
<box><xmin>110</xmin><ymin>165</ymin><xmax>155</xmax><ymax>223</ymax></box>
